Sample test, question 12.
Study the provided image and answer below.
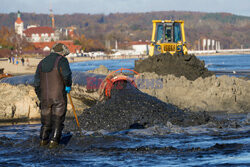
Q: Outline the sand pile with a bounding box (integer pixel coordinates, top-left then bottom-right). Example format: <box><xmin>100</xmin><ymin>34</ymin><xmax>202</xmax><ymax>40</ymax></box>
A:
<box><xmin>84</xmin><ymin>64</ymin><xmax>250</xmax><ymax>113</ymax></box>
<box><xmin>0</xmin><ymin>83</ymin><xmax>40</xmax><ymax>120</ymax></box>
<box><xmin>65</xmin><ymin>83</ymin><xmax>213</xmax><ymax>132</ymax></box>
<box><xmin>134</xmin><ymin>53</ymin><xmax>214</xmax><ymax>81</ymax></box>
<box><xmin>137</xmin><ymin>73</ymin><xmax>250</xmax><ymax>113</ymax></box>
<box><xmin>0</xmin><ymin>83</ymin><xmax>89</xmax><ymax>120</ymax></box>
<box><xmin>87</xmin><ymin>65</ymin><xmax>109</xmax><ymax>75</ymax></box>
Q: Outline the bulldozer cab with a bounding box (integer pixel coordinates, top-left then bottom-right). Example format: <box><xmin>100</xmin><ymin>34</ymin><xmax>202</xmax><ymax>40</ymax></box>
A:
<box><xmin>149</xmin><ymin>20</ymin><xmax>188</xmax><ymax>56</ymax></box>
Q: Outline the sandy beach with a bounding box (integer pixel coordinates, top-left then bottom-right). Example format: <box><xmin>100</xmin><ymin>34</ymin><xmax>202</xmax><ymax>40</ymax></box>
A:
<box><xmin>0</xmin><ymin>57</ymin><xmax>41</xmax><ymax>75</ymax></box>
<box><xmin>0</xmin><ymin>57</ymin><xmax>92</xmax><ymax>75</ymax></box>
<box><xmin>0</xmin><ymin>55</ymin><xmax>145</xmax><ymax>76</ymax></box>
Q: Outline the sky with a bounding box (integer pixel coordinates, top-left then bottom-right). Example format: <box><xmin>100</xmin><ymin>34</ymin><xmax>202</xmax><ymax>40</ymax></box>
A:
<box><xmin>1</xmin><ymin>0</ymin><xmax>250</xmax><ymax>17</ymax></box>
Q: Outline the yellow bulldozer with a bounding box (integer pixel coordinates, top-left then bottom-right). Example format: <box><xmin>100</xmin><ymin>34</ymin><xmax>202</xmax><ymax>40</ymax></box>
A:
<box><xmin>149</xmin><ymin>20</ymin><xmax>188</xmax><ymax>56</ymax></box>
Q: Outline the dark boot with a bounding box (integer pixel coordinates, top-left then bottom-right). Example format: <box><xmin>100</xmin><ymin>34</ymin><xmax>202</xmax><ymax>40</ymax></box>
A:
<box><xmin>40</xmin><ymin>126</ymin><xmax>51</xmax><ymax>147</ymax></box>
<box><xmin>40</xmin><ymin>126</ymin><xmax>51</xmax><ymax>141</ymax></box>
<box><xmin>50</xmin><ymin>100</ymin><xmax>67</xmax><ymax>144</ymax></box>
<box><xmin>49</xmin><ymin>128</ymin><xmax>61</xmax><ymax>149</ymax></box>
<box><xmin>50</xmin><ymin>128</ymin><xmax>62</xmax><ymax>143</ymax></box>
<box><xmin>48</xmin><ymin>140</ymin><xmax>59</xmax><ymax>149</ymax></box>
<box><xmin>40</xmin><ymin>103</ymin><xmax>52</xmax><ymax>141</ymax></box>
<box><xmin>40</xmin><ymin>140</ymin><xmax>49</xmax><ymax>146</ymax></box>
<box><xmin>49</xmin><ymin>99</ymin><xmax>67</xmax><ymax>148</ymax></box>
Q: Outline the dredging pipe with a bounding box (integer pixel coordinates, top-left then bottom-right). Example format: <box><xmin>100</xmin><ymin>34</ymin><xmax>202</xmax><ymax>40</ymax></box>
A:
<box><xmin>0</xmin><ymin>69</ymin><xmax>139</xmax><ymax>101</ymax></box>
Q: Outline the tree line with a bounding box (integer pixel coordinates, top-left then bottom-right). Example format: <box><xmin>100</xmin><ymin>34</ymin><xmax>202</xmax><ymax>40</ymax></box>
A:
<box><xmin>0</xmin><ymin>11</ymin><xmax>249</xmax><ymax>56</ymax></box>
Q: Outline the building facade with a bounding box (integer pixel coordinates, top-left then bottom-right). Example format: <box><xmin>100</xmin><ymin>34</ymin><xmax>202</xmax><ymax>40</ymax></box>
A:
<box><xmin>129</xmin><ymin>41</ymin><xmax>150</xmax><ymax>55</ymax></box>
<box><xmin>23</xmin><ymin>26</ymin><xmax>59</xmax><ymax>42</ymax></box>
<box><xmin>14</xmin><ymin>11</ymin><xmax>80</xmax><ymax>54</ymax></box>
<box><xmin>14</xmin><ymin>11</ymin><xmax>60</xmax><ymax>43</ymax></box>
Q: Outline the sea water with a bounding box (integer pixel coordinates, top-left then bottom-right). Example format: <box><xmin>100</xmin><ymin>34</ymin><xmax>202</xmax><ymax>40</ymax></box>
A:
<box><xmin>0</xmin><ymin>116</ymin><xmax>249</xmax><ymax>166</ymax></box>
<box><xmin>70</xmin><ymin>54</ymin><xmax>250</xmax><ymax>78</ymax></box>
<box><xmin>199</xmin><ymin>54</ymin><xmax>250</xmax><ymax>71</ymax></box>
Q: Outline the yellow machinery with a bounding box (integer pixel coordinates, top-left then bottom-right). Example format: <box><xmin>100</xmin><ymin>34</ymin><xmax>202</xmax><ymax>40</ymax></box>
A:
<box><xmin>149</xmin><ymin>20</ymin><xmax>188</xmax><ymax>56</ymax></box>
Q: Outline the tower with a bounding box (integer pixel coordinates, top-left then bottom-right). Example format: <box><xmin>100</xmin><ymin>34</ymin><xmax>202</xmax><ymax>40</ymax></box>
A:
<box><xmin>15</xmin><ymin>11</ymin><xmax>24</xmax><ymax>36</ymax></box>
<box><xmin>49</xmin><ymin>7</ymin><xmax>55</xmax><ymax>28</ymax></box>
<box><xmin>49</xmin><ymin>1</ymin><xmax>55</xmax><ymax>29</ymax></box>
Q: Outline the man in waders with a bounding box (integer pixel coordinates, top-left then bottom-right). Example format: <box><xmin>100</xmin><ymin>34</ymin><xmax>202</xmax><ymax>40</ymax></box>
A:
<box><xmin>34</xmin><ymin>43</ymin><xmax>72</xmax><ymax>148</ymax></box>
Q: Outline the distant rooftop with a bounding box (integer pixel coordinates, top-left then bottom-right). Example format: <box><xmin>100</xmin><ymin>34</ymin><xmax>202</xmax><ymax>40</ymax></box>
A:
<box><xmin>23</xmin><ymin>27</ymin><xmax>55</xmax><ymax>37</ymax></box>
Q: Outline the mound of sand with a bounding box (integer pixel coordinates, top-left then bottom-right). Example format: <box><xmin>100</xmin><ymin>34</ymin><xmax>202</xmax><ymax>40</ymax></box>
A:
<box><xmin>65</xmin><ymin>83</ymin><xmax>215</xmax><ymax>132</ymax></box>
<box><xmin>87</xmin><ymin>65</ymin><xmax>109</xmax><ymax>75</ymax></box>
<box><xmin>0</xmin><ymin>83</ymin><xmax>40</xmax><ymax>120</ymax></box>
<box><xmin>136</xmin><ymin>72</ymin><xmax>250</xmax><ymax>113</ymax></box>
<box><xmin>0</xmin><ymin>83</ymin><xmax>89</xmax><ymax>120</ymax></box>
<box><xmin>134</xmin><ymin>53</ymin><xmax>214</xmax><ymax>81</ymax></box>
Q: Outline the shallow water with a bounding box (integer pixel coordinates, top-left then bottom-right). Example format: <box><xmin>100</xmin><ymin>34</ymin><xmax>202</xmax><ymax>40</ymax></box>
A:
<box><xmin>200</xmin><ymin>54</ymin><xmax>250</xmax><ymax>78</ymax></box>
<box><xmin>0</xmin><ymin>113</ymin><xmax>249</xmax><ymax>166</ymax></box>
<box><xmin>199</xmin><ymin>54</ymin><xmax>250</xmax><ymax>71</ymax></box>
<box><xmin>70</xmin><ymin>58</ymin><xmax>137</xmax><ymax>72</ymax></box>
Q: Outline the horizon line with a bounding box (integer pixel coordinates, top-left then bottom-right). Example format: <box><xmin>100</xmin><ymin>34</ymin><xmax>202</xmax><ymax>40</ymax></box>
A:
<box><xmin>1</xmin><ymin>10</ymin><xmax>250</xmax><ymax>17</ymax></box>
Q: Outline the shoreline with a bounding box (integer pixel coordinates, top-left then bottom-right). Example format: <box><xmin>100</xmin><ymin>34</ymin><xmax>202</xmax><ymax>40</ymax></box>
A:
<box><xmin>0</xmin><ymin>52</ymin><xmax>249</xmax><ymax>76</ymax></box>
<box><xmin>0</xmin><ymin>112</ymin><xmax>249</xmax><ymax>126</ymax></box>
<box><xmin>0</xmin><ymin>55</ymin><xmax>145</xmax><ymax>76</ymax></box>
<box><xmin>0</xmin><ymin>116</ymin><xmax>77</xmax><ymax>126</ymax></box>
<box><xmin>194</xmin><ymin>51</ymin><xmax>250</xmax><ymax>57</ymax></box>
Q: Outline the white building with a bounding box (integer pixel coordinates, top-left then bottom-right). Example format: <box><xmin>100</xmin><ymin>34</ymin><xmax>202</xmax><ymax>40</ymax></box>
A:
<box><xmin>14</xmin><ymin>11</ymin><xmax>60</xmax><ymax>42</ymax></box>
<box><xmin>130</xmin><ymin>41</ymin><xmax>150</xmax><ymax>55</ymax></box>
<box><xmin>23</xmin><ymin>27</ymin><xmax>59</xmax><ymax>42</ymax></box>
